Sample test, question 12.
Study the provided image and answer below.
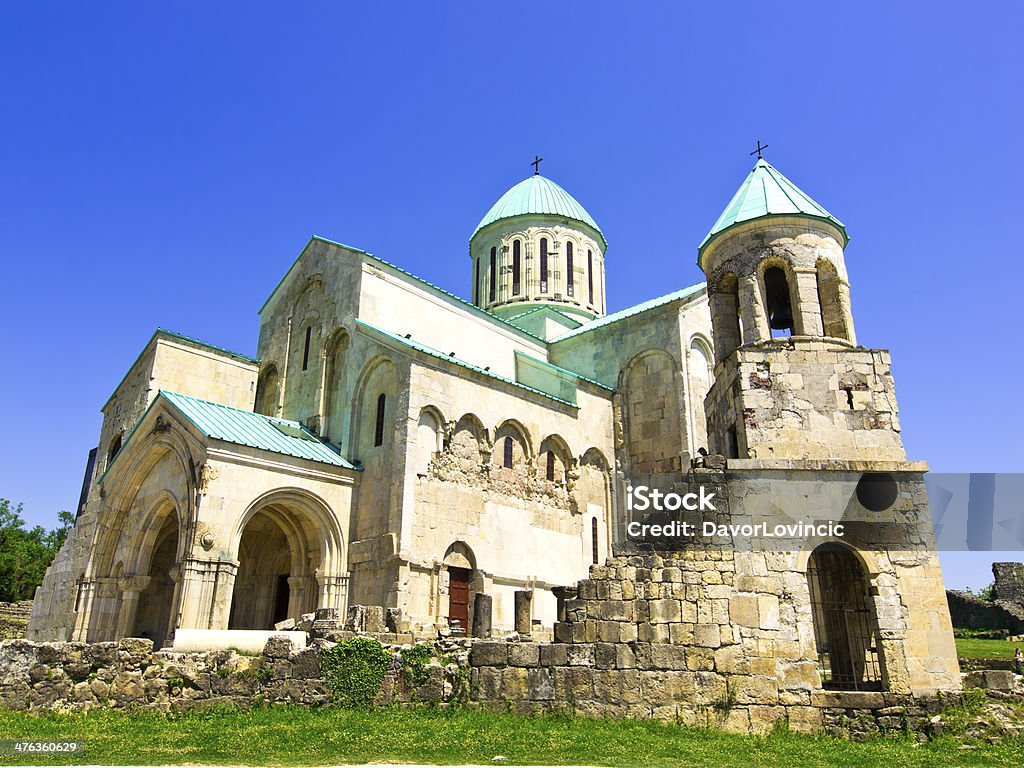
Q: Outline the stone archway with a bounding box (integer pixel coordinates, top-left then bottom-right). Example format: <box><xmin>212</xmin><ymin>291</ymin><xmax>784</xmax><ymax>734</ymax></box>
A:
<box><xmin>130</xmin><ymin>514</ymin><xmax>179</xmax><ymax>646</ymax></box>
<box><xmin>807</xmin><ymin>543</ymin><xmax>884</xmax><ymax>691</ymax></box>
<box><xmin>229</xmin><ymin>491</ymin><xmax>347</xmax><ymax>630</ymax></box>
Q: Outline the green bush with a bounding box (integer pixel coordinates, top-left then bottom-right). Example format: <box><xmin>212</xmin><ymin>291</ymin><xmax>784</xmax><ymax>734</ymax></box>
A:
<box><xmin>320</xmin><ymin>637</ymin><xmax>390</xmax><ymax>708</ymax></box>
<box><xmin>399</xmin><ymin>643</ymin><xmax>434</xmax><ymax>688</ymax></box>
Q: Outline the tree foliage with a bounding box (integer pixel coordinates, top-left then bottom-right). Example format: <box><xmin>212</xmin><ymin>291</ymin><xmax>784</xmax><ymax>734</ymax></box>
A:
<box><xmin>0</xmin><ymin>499</ymin><xmax>73</xmax><ymax>602</ymax></box>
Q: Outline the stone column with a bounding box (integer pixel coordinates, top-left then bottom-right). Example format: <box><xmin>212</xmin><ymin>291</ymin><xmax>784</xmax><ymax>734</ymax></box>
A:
<box><xmin>471</xmin><ymin>593</ymin><xmax>492</xmax><ymax>638</ymax></box>
<box><xmin>318</xmin><ymin>574</ymin><xmax>349</xmax><ymax>616</ymax></box>
<box><xmin>710</xmin><ymin>292</ymin><xmax>741</xmax><ymax>364</ymax></box>
<box><xmin>793</xmin><ymin>268</ymin><xmax>824</xmax><ymax>337</ymax></box>
<box><xmin>287</xmin><ymin>575</ymin><xmax>307</xmax><ymax>620</ymax></box>
<box><xmin>115</xmin><ymin>575</ymin><xmax>151</xmax><ymax>638</ymax></box>
<box><xmin>837</xmin><ymin>282</ymin><xmax>856</xmax><ymax>344</ymax></box>
<box><xmin>70</xmin><ymin>579</ymin><xmax>98</xmax><ymax>642</ymax></box>
<box><xmin>551</xmin><ymin>585</ymin><xmax>578</xmax><ymax>623</ymax></box>
<box><xmin>739</xmin><ymin>274</ymin><xmax>769</xmax><ymax>344</ymax></box>
<box><xmin>514</xmin><ymin>590</ymin><xmax>533</xmax><ymax>637</ymax></box>
<box><xmin>176</xmin><ymin>558</ymin><xmax>238</xmax><ymax>630</ymax></box>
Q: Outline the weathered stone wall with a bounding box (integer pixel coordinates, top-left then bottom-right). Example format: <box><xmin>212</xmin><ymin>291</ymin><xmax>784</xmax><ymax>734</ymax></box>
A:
<box><xmin>0</xmin><ymin>602</ymin><xmax>32</xmax><ymax>640</ymax></box>
<box><xmin>993</xmin><ymin>563</ymin><xmax>1024</xmax><ymax>607</ymax></box>
<box><xmin>0</xmin><ymin>636</ymin><xmax>461</xmax><ymax>713</ymax></box>
<box><xmin>704</xmin><ymin>341</ymin><xmax>907</xmax><ymax>463</ymax></box>
<box><xmin>0</xmin><ymin>636</ymin><xmax>1003</xmax><ymax>740</ymax></box>
<box><xmin>946</xmin><ymin>590</ymin><xmax>1024</xmax><ymax>635</ymax></box>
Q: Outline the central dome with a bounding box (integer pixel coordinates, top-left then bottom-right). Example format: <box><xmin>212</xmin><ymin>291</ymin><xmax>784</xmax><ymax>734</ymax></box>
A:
<box><xmin>473</xmin><ymin>175</ymin><xmax>606</xmax><ymax>249</ymax></box>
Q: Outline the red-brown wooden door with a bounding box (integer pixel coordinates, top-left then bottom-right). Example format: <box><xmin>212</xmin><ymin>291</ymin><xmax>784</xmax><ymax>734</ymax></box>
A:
<box><xmin>448</xmin><ymin>566</ymin><xmax>470</xmax><ymax>632</ymax></box>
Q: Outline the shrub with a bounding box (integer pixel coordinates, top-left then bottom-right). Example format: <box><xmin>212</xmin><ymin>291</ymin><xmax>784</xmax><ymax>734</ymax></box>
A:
<box><xmin>321</xmin><ymin>638</ymin><xmax>390</xmax><ymax>708</ymax></box>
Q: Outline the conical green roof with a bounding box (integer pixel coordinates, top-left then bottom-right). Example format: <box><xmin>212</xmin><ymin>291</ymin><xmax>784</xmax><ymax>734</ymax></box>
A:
<box><xmin>698</xmin><ymin>159</ymin><xmax>848</xmax><ymax>265</ymax></box>
<box><xmin>473</xmin><ymin>175</ymin><xmax>606</xmax><ymax>249</ymax></box>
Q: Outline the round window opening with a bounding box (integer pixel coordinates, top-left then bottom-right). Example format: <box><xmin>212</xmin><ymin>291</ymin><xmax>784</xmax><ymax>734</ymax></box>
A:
<box><xmin>855</xmin><ymin>472</ymin><xmax>898</xmax><ymax>512</ymax></box>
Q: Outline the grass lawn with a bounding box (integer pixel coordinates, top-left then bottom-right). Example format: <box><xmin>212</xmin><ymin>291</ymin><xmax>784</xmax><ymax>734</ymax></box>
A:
<box><xmin>0</xmin><ymin>706</ymin><xmax>1021</xmax><ymax>767</ymax></box>
<box><xmin>955</xmin><ymin>637</ymin><xmax>1021</xmax><ymax>659</ymax></box>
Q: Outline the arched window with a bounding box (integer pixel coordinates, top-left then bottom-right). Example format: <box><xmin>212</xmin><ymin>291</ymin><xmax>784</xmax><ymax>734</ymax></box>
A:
<box><xmin>591</xmin><ymin>518</ymin><xmax>599</xmax><ymax>565</ymax></box>
<box><xmin>374</xmin><ymin>393</ymin><xmax>386</xmax><ymax>447</ymax></box>
<box><xmin>764</xmin><ymin>266</ymin><xmax>794</xmax><ymax>337</ymax></box>
<box><xmin>546</xmin><ymin>451</ymin><xmax>556</xmax><ymax>481</ymax></box>
<box><xmin>106</xmin><ymin>432</ymin><xmax>123</xmax><ymax>468</ymax></box>
<box><xmin>807</xmin><ymin>544</ymin><xmax>883</xmax><ymax>691</ymax></box>
<box><xmin>512</xmin><ymin>240</ymin><xmax>521</xmax><ymax>296</ymax></box>
<box><xmin>539</xmin><ymin>238</ymin><xmax>548</xmax><ymax>293</ymax></box>
<box><xmin>489</xmin><ymin>247</ymin><xmax>497</xmax><ymax>302</ymax></box>
<box><xmin>503</xmin><ymin>436</ymin><xmax>514</xmax><ymax>468</ymax></box>
<box><xmin>302</xmin><ymin>325</ymin><xmax>312</xmax><ymax>370</ymax></box>
<box><xmin>255</xmin><ymin>365</ymin><xmax>280</xmax><ymax>417</ymax></box>
<box><xmin>587</xmin><ymin>250</ymin><xmax>594</xmax><ymax>305</ymax></box>
<box><xmin>566</xmin><ymin>242</ymin><xmax>574</xmax><ymax>297</ymax></box>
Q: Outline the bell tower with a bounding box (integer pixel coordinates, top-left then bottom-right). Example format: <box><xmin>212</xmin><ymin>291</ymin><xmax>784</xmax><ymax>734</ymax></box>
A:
<box><xmin>698</xmin><ymin>158</ymin><xmax>903</xmax><ymax>462</ymax></box>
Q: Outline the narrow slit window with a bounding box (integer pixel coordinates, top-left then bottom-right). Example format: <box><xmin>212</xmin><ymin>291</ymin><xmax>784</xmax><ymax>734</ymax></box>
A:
<box><xmin>302</xmin><ymin>326</ymin><xmax>312</xmax><ymax>371</ymax></box>
<box><xmin>374</xmin><ymin>393</ymin><xmax>386</xmax><ymax>447</ymax></box>
<box><xmin>539</xmin><ymin>238</ymin><xmax>548</xmax><ymax>293</ymax></box>
<box><xmin>489</xmin><ymin>247</ymin><xmax>496</xmax><ymax>302</ymax></box>
<box><xmin>587</xmin><ymin>250</ymin><xmax>594</xmax><ymax>305</ymax></box>
<box><xmin>512</xmin><ymin>240</ymin><xmax>521</xmax><ymax>296</ymax></box>
<box><xmin>591</xmin><ymin>518</ymin><xmax>599</xmax><ymax>565</ymax></box>
<box><xmin>473</xmin><ymin>257</ymin><xmax>479</xmax><ymax>305</ymax></box>
<box><xmin>546</xmin><ymin>451</ymin><xmax>555</xmax><ymax>481</ymax></box>
<box><xmin>566</xmin><ymin>242</ymin><xmax>574</xmax><ymax>296</ymax></box>
<box><xmin>726</xmin><ymin>425</ymin><xmax>739</xmax><ymax>459</ymax></box>
<box><xmin>503</xmin><ymin>436</ymin><xmax>513</xmax><ymax>468</ymax></box>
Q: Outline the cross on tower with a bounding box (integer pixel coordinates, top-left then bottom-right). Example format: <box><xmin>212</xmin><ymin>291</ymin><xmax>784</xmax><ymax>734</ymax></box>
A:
<box><xmin>750</xmin><ymin>140</ymin><xmax>768</xmax><ymax>159</ymax></box>
<box><xmin>532</xmin><ymin>155</ymin><xmax>543</xmax><ymax>175</ymax></box>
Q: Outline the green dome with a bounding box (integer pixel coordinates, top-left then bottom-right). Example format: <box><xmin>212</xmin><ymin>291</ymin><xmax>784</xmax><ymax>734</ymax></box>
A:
<box><xmin>698</xmin><ymin>159</ymin><xmax>848</xmax><ymax>266</ymax></box>
<box><xmin>473</xmin><ymin>175</ymin><xmax>606</xmax><ymax>249</ymax></box>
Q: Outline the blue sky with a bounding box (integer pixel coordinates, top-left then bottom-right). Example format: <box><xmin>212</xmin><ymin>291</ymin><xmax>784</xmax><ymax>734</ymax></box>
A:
<box><xmin>1</xmin><ymin>2</ymin><xmax>1020</xmax><ymax>589</ymax></box>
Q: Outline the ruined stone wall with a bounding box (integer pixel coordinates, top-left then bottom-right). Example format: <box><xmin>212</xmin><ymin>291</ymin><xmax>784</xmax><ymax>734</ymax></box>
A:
<box><xmin>946</xmin><ymin>591</ymin><xmax>1024</xmax><ymax>635</ymax></box>
<box><xmin>0</xmin><ymin>602</ymin><xmax>32</xmax><ymax>640</ymax></box>
<box><xmin>0</xmin><ymin>636</ymin><xmax>992</xmax><ymax>739</ymax></box>
<box><xmin>993</xmin><ymin>563</ymin><xmax>1024</xmax><ymax>607</ymax></box>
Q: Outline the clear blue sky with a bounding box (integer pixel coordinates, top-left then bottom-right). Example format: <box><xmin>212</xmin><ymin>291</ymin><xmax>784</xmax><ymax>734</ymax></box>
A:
<box><xmin>1</xmin><ymin>2</ymin><xmax>1020</xmax><ymax>590</ymax></box>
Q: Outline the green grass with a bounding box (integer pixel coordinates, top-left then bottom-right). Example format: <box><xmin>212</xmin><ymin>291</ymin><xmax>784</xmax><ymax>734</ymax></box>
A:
<box><xmin>0</xmin><ymin>706</ymin><xmax>1021</xmax><ymax>767</ymax></box>
<box><xmin>955</xmin><ymin>637</ymin><xmax>1021</xmax><ymax>659</ymax></box>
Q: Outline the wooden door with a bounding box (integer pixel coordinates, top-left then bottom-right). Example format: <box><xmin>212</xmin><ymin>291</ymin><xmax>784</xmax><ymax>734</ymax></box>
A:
<box><xmin>448</xmin><ymin>567</ymin><xmax>470</xmax><ymax>632</ymax></box>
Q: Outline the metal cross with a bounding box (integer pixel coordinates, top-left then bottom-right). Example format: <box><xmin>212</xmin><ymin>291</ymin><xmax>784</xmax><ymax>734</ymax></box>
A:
<box><xmin>750</xmin><ymin>140</ymin><xmax>768</xmax><ymax>159</ymax></box>
<box><xmin>532</xmin><ymin>155</ymin><xmax>543</xmax><ymax>175</ymax></box>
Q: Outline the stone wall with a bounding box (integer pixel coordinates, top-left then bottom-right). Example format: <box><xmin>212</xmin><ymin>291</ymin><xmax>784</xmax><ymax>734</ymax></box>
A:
<box><xmin>946</xmin><ymin>590</ymin><xmax>1024</xmax><ymax>635</ymax></box>
<box><xmin>0</xmin><ymin>601</ymin><xmax>32</xmax><ymax>640</ymax></box>
<box><xmin>993</xmin><ymin>563</ymin><xmax>1024</xmax><ymax>607</ymax></box>
<box><xmin>3</xmin><ymin>635</ymin><xmax>1012</xmax><ymax>741</ymax></box>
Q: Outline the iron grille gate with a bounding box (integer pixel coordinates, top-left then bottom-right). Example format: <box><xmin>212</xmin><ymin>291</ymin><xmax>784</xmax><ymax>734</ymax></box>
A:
<box><xmin>807</xmin><ymin>546</ymin><xmax>884</xmax><ymax>691</ymax></box>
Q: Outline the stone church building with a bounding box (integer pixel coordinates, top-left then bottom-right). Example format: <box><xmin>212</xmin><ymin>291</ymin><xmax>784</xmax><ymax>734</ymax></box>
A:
<box><xmin>29</xmin><ymin>158</ymin><xmax>960</xmax><ymax>695</ymax></box>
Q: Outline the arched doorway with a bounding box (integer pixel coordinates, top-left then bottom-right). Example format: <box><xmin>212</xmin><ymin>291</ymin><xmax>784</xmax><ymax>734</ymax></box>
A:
<box><xmin>131</xmin><ymin>513</ymin><xmax>180</xmax><ymax>645</ymax></box>
<box><xmin>807</xmin><ymin>544</ymin><xmax>884</xmax><ymax>691</ymax></box>
<box><xmin>229</xmin><ymin>492</ymin><xmax>347</xmax><ymax>630</ymax></box>
<box><xmin>443</xmin><ymin>542</ymin><xmax>477</xmax><ymax>635</ymax></box>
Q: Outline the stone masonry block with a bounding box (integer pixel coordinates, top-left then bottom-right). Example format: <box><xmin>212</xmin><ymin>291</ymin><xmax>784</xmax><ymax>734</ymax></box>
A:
<box><xmin>470</xmin><ymin>641</ymin><xmax>508</xmax><ymax>667</ymax></box>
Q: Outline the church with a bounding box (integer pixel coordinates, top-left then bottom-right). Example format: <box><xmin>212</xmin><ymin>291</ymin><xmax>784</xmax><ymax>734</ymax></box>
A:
<box><xmin>28</xmin><ymin>156</ymin><xmax>961</xmax><ymax>695</ymax></box>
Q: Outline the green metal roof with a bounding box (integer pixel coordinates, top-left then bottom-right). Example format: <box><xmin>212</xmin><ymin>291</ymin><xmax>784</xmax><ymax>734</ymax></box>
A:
<box><xmin>161</xmin><ymin>391</ymin><xmax>357</xmax><ymax>468</ymax></box>
<box><xmin>698</xmin><ymin>159</ymin><xmax>848</xmax><ymax>265</ymax></box>
<box><xmin>355</xmin><ymin>320</ymin><xmax>611</xmax><ymax>407</ymax></box>
<box><xmin>551</xmin><ymin>283</ymin><xmax>707</xmax><ymax>342</ymax></box>
<box><xmin>472</xmin><ymin>175</ymin><xmax>607</xmax><ymax>249</ymax></box>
